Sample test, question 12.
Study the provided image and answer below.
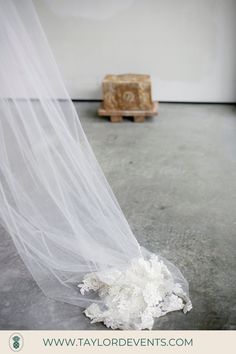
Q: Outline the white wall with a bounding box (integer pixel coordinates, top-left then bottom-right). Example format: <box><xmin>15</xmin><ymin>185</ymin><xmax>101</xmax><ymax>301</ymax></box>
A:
<box><xmin>34</xmin><ymin>0</ymin><xmax>236</xmax><ymax>102</ymax></box>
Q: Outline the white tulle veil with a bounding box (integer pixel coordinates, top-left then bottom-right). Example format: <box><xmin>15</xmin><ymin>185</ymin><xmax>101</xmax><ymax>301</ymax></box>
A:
<box><xmin>0</xmin><ymin>0</ymin><xmax>191</xmax><ymax>329</ymax></box>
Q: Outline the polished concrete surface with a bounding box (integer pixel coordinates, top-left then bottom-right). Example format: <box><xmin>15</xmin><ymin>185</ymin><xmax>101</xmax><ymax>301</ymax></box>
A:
<box><xmin>0</xmin><ymin>103</ymin><xmax>235</xmax><ymax>330</ymax></box>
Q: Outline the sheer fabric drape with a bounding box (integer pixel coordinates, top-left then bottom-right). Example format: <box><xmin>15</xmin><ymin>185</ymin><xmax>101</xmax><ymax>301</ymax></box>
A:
<box><xmin>0</xmin><ymin>0</ymin><xmax>191</xmax><ymax>329</ymax></box>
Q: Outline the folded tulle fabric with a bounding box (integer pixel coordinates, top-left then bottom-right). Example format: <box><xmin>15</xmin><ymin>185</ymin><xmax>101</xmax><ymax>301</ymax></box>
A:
<box><xmin>0</xmin><ymin>0</ymin><xmax>192</xmax><ymax>330</ymax></box>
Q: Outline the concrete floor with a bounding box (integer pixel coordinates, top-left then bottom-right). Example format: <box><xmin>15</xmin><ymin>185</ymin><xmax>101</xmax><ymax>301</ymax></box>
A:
<box><xmin>0</xmin><ymin>103</ymin><xmax>236</xmax><ymax>330</ymax></box>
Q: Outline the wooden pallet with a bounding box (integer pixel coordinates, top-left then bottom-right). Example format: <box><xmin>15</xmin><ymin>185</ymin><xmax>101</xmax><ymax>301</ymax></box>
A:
<box><xmin>98</xmin><ymin>101</ymin><xmax>158</xmax><ymax>123</ymax></box>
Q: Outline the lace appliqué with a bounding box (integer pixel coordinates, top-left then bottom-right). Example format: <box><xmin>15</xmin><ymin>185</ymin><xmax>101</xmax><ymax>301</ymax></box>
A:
<box><xmin>78</xmin><ymin>256</ymin><xmax>192</xmax><ymax>330</ymax></box>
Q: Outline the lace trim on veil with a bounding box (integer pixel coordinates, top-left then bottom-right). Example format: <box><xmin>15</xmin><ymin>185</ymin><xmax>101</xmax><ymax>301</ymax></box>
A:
<box><xmin>78</xmin><ymin>255</ymin><xmax>192</xmax><ymax>330</ymax></box>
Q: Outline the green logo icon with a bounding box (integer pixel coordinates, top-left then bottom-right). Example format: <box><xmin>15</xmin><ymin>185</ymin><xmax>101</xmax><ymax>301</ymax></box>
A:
<box><xmin>9</xmin><ymin>333</ymin><xmax>24</xmax><ymax>352</ymax></box>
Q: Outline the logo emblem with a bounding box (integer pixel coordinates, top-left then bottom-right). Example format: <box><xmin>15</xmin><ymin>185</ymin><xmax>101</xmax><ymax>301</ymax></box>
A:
<box><xmin>9</xmin><ymin>333</ymin><xmax>24</xmax><ymax>352</ymax></box>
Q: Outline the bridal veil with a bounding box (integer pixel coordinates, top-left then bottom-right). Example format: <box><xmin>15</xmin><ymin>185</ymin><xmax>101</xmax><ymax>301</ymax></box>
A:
<box><xmin>0</xmin><ymin>0</ymin><xmax>192</xmax><ymax>329</ymax></box>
